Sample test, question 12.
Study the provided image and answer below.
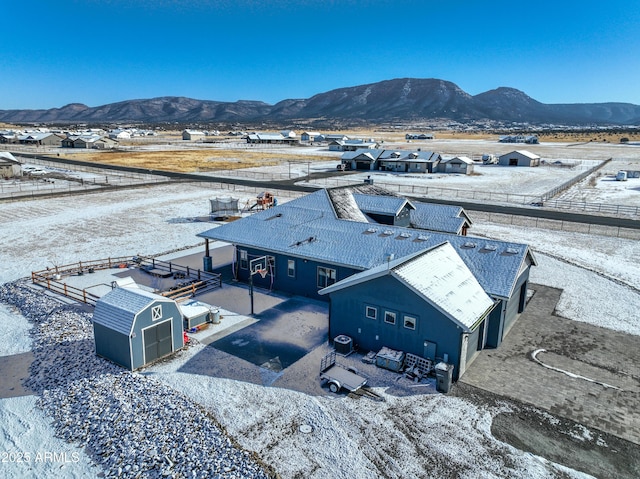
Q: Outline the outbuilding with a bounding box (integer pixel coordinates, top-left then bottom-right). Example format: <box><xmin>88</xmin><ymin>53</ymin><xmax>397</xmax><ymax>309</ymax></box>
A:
<box><xmin>438</xmin><ymin>156</ymin><xmax>474</xmax><ymax>175</ymax></box>
<box><xmin>0</xmin><ymin>152</ymin><xmax>22</xmax><ymax>178</ymax></box>
<box><xmin>93</xmin><ymin>288</ymin><xmax>184</xmax><ymax>370</ymax></box>
<box><xmin>498</xmin><ymin>150</ymin><xmax>541</xmax><ymax>167</ymax></box>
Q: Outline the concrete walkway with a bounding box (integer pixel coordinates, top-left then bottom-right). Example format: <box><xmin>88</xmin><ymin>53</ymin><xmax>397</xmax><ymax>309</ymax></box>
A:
<box><xmin>460</xmin><ymin>284</ymin><xmax>640</xmax><ymax>445</ymax></box>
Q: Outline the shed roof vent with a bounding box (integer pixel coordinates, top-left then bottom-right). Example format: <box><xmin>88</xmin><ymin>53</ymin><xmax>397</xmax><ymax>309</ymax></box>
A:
<box><xmin>415</xmin><ymin>234</ymin><xmax>429</xmax><ymax>242</ymax></box>
<box><xmin>461</xmin><ymin>241</ymin><xmax>476</xmax><ymax>249</ymax></box>
<box><xmin>364</xmin><ymin>227</ymin><xmax>378</xmax><ymax>234</ymax></box>
<box><xmin>381</xmin><ymin>230</ymin><xmax>394</xmax><ymax>236</ymax></box>
<box><xmin>397</xmin><ymin>232</ymin><xmax>411</xmax><ymax>239</ymax></box>
<box><xmin>480</xmin><ymin>244</ymin><xmax>498</xmax><ymax>252</ymax></box>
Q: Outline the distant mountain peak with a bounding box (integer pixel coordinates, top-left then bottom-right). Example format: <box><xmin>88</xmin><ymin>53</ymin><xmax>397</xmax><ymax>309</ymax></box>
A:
<box><xmin>1</xmin><ymin>78</ymin><xmax>638</xmax><ymax>125</ymax></box>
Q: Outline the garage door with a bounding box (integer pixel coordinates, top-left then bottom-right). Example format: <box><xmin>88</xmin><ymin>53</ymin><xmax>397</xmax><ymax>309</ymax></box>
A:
<box><xmin>143</xmin><ymin>319</ymin><xmax>173</xmax><ymax>364</ymax></box>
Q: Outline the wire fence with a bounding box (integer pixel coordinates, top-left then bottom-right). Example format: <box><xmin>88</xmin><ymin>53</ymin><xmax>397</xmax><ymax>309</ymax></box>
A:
<box><xmin>472</xmin><ymin>211</ymin><xmax>640</xmax><ymax>240</ymax></box>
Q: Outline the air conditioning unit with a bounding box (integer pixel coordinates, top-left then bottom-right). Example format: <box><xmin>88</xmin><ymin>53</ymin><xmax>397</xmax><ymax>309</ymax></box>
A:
<box><xmin>334</xmin><ymin>334</ymin><xmax>353</xmax><ymax>356</ymax></box>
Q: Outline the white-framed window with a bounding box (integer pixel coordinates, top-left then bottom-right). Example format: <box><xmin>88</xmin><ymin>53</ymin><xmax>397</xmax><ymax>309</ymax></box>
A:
<box><xmin>239</xmin><ymin>250</ymin><xmax>248</xmax><ymax>269</ymax></box>
<box><xmin>287</xmin><ymin>259</ymin><xmax>295</xmax><ymax>278</ymax></box>
<box><xmin>317</xmin><ymin>266</ymin><xmax>336</xmax><ymax>288</ymax></box>
<box><xmin>384</xmin><ymin>311</ymin><xmax>396</xmax><ymax>325</ymax></box>
<box><xmin>404</xmin><ymin>315</ymin><xmax>417</xmax><ymax>330</ymax></box>
<box><xmin>151</xmin><ymin>305</ymin><xmax>162</xmax><ymax>321</ymax></box>
<box><xmin>365</xmin><ymin>306</ymin><xmax>377</xmax><ymax>320</ymax></box>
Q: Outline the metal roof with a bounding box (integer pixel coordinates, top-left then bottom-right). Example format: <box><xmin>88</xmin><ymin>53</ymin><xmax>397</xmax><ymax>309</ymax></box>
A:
<box><xmin>353</xmin><ymin>194</ymin><xmax>414</xmax><ymax>216</ymax></box>
<box><xmin>410</xmin><ymin>202</ymin><xmax>468</xmax><ymax>235</ymax></box>
<box><xmin>198</xmin><ymin>189</ymin><xmax>535</xmax><ymax>299</ymax></box>
<box><xmin>319</xmin><ymin>242</ymin><xmax>496</xmax><ymax>331</ymax></box>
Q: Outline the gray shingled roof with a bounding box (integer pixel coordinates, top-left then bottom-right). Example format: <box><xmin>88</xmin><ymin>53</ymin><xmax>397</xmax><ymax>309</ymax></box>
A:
<box><xmin>198</xmin><ymin>189</ymin><xmax>535</xmax><ymax>299</ymax></box>
<box><xmin>93</xmin><ymin>288</ymin><xmax>170</xmax><ymax>336</ymax></box>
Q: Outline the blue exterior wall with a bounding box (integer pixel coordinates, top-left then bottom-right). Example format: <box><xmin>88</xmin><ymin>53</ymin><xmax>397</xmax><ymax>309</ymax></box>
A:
<box><xmin>326</xmin><ymin>275</ymin><xmax>467</xmax><ymax>379</ymax></box>
<box><xmin>129</xmin><ymin>301</ymin><xmax>183</xmax><ymax>370</ymax></box>
<box><xmin>94</xmin><ymin>324</ymin><xmax>132</xmax><ymax>370</ymax></box>
<box><xmin>485</xmin><ymin>266</ymin><xmax>531</xmax><ymax>348</ymax></box>
<box><xmin>233</xmin><ymin>246</ymin><xmax>360</xmax><ymax>300</ymax></box>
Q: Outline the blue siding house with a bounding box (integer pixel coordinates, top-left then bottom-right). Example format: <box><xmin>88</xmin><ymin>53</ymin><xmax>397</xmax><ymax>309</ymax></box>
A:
<box><xmin>198</xmin><ymin>184</ymin><xmax>536</xmax><ymax>377</ymax></box>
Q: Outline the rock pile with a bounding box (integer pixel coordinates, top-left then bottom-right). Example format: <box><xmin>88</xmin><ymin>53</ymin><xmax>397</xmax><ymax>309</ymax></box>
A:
<box><xmin>0</xmin><ymin>279</ymin><xmax>277</xmax><ymax>479</ymax></box>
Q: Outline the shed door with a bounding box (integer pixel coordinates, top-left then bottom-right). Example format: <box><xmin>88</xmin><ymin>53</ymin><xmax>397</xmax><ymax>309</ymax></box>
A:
<box><xmin>143</xmin><ymin>319</ymin><xmax>173</xmax><ymax>364</ymax></box>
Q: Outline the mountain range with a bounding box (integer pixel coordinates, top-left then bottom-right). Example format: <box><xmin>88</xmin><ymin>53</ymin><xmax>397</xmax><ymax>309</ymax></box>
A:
<box><xmin>2</xmin><ymin>78</ymin><xmax>639</xmax><ymax>126</ymax></box>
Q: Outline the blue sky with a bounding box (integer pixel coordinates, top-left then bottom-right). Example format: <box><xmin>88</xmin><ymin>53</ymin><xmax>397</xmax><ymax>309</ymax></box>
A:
<box><xmin>2</xmin><ymin>0</ymin><xmax>639</xmax><ymax>110</ymax></box>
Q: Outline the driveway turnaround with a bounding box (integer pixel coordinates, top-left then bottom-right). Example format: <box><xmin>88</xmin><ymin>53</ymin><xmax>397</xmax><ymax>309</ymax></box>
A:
<box><xmin>460</xmin><ymin>284</ymin><xmax>640</xmax><ymax>446</ymax></box>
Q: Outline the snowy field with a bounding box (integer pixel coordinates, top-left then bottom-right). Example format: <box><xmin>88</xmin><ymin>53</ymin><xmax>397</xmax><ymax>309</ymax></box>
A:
<box><xmin>0</xmin><ymin>145</ymin><xmax>639</xmax><ymax>478</ymax></box>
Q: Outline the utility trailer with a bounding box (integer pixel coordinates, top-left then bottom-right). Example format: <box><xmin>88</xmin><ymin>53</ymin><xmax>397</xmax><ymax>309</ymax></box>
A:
<box><xmin>319</xmin><ymin>351</ymin><xmax>367</xmax><ymax>393</ymax></box>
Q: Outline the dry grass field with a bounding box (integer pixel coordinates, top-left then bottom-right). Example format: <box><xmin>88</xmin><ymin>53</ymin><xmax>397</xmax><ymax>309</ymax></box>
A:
<box><xmin>62</xmin><ymin>148</ymin><xmax>336</xmax><ymax>173</ymax></box>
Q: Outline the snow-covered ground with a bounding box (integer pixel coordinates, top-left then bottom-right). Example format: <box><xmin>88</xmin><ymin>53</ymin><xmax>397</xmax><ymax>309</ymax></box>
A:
<box><xmin>1</xmin><ymin>146</ymin><xmax>639</xmax><ymax>478</ymax></box>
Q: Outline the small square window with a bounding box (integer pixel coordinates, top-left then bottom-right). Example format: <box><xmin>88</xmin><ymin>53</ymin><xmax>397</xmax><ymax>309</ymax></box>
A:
<box><xmin>384</xmin><ymin>311</ymin><xmax>396</xmax><ymax>325</ymax></box>
<box><xmin>239</xmin><ymin>250</ymin><xmax>248</xmax><ymax>269</ymax></box>
<box><xmin>151</xmin><ymin>305</ymin><xmax>162</xmax><ymax>321</ymax></box>
<box><xmin>404</xmin><ymin>315</ymin><xmax>416</xmax><ymax>330</ymax></box>
<box><xmin>365</xmin><ymin>306</ymin><xmax>377</xmax><ymax>320</ymax></box>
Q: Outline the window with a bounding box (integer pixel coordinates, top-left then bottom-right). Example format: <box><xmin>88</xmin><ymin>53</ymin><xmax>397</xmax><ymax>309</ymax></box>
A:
<box><xmin>151</xmin><ymin>305</ymin><xmax>162</xmax><ymax>321</ymax></box>
<box><xmin>287</xmin><ymin>259</ymin><xmax>295</xmax><ymax>278</ymax></box>
<box><xmin>317</xmin><ymin>267</ymin><xmax>336</xmax><ymax>288</ymax></box>
<box><xmin>365</xmin><ymin>306</ymin><xmax>377</xmax><ymax>320</ymax></box>
<box><xmin>384</xmin><ymin>311</ymin><xmax>396</xmax><ymax>325</ymax></box>
<box><xmin>404</xmin><ymin>315</ymin><xmax>417</xmax><ymax>330</ymax></box>
<box><xmin>239</xmin><ymin>250</ymin><xmax>248</xmax><ymax>269</ymax></box>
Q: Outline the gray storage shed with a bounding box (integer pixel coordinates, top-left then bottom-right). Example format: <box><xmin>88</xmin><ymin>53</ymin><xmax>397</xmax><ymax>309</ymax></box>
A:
<box><xmin>93</xmin><ymin>288</ymin><xmax>184</xmax><ymax>370</ymax></box>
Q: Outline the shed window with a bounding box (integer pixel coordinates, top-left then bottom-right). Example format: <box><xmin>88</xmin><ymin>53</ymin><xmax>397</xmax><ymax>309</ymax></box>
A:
<box><xmin>239</xmin><ymin>250</ymin><xmax>248</xmax><ymax>269</ymax></box>
<box><xmin>287</xmin><ymin>259</ymin><xmax>295</xmax><ymax>278</ymax></box>
<box><xmin>151</xmin><ymin>305</ymin><xmax>162</xmax><ymax>321</ymax></box>
<box><xmin>404</xmin><ymin>315</ymin><xmax>417</xmax><ymax>330</ymax></box>
<box><xmin>365</xmin><ymin>306</ymin><xmax>377</xmax><ymax>320</ymax></box>
<box><xmin>317</xmin><ymin>267</ymin><xmax>336</xmax><ymax>288</ymax></box>
<box><xmin>384</xmin><ymin>311</ymin><xmax>396</xmax><ymax>325</ymax></box>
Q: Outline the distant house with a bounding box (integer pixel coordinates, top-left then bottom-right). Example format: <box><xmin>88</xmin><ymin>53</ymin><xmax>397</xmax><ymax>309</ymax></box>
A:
<box><xmin>498</xmin><ymin>150</ymin><xmax>541</xmax><ymax>167</ymax></box>
<box><xmin>341</xmin><ymin>148</ymin><xmax>441</xmax><ymax>173</ymax></box>
<box><xmin>405</xmin><ymin>133</ymin><xmax>435</xmax><ymax>140</ymax></box>
<box><xmin>438</xmin><ymin>156</ymin><xmax>474</xmax><ymax>175</ymax></box>
<box><xmin>246</xmin><ymin>132</ymin><xmax>298</xmax><ymax>145</ymax></box>
<box><xmin>301</xmin><ymin>131</ymin><xmax>321</xmax><ymax>142</ymax></box>
<box><xmin>109</xmin><ymin>129</ymin><xmax>132</xmax><ymax>140</ymax></box>
<box><xmin>319</xmin><ymin>134</ymin><xmax>349</xmax><ymax>143</ymax></box>
<box><xmin>17</xmin><ymin>132</ymin><xmax>62</xmax><ymax>147</ymax></box>
<box><xmin>182</xmin><ymin>129</ymin><xmax>206</xmax><ymax>141</ymax></box>
<box><xmin>0</xmin><ymin>152</ymin><xmax>22</xmax><ymax>178</ymax></box>
<box><xmin>498</xmin><ymin>135</ymin><xmax>538</xmax><ymax>144</ymax></box>
<box><xmin>280</xmin><ymin>130</ymin><xmax>297</xmax><ymax>139</ymax></box>
<box><xmin>330</xmin><ymin>139</ymin><xmax>379</xmax><ymax>152</ymax></box>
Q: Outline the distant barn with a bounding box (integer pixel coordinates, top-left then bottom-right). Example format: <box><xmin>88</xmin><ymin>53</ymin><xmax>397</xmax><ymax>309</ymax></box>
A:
<box><xmin>498</xmin><ymin>150</ymin><xmax>540</xmax><ymax>167</ymax></box>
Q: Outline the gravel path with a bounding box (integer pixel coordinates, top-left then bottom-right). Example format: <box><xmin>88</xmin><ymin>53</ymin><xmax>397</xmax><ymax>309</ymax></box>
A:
<box><xmin>0</xmin><ymin>279</ymin><xmax>277</xmax><ymax>479</ymax></box>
